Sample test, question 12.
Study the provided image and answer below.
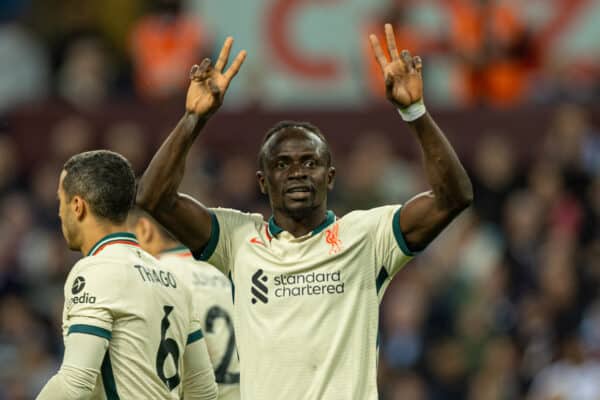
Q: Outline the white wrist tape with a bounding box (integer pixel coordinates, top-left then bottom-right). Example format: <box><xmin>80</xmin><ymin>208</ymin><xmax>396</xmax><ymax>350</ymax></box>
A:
<box><xmin>397</xmin><ymin>99</ymin><xmax>426</xmax><ymax>122</ymax></box>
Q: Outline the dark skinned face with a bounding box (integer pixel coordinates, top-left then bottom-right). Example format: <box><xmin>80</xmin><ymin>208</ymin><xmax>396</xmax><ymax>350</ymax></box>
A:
<box><xmin>257</xmin><ymin>129</ymin><xmax>335</xmax><ymax>219</ymax></box>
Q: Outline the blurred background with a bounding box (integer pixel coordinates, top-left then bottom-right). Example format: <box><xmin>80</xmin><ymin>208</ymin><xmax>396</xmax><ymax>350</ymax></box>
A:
<box><xmin>0</xmin><ymin>0</ymin><xmax>599</xmax><ymax>399</ymax></box>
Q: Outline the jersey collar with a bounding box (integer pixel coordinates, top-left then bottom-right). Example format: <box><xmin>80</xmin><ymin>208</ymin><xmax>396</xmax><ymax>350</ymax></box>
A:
<box><xmin>267</xmin><ymin>210</ymin><xmax>336</xmax><ymax>238</ymax></box>
<box><xmin>87</xmin><ymin>232</ymin><xmax>140</xmax><ymax>256</ymax></box>
<box><xmin>160</xmin><ymin>245</ymin><xmax>192</xmax><ymax>258</ymax></box>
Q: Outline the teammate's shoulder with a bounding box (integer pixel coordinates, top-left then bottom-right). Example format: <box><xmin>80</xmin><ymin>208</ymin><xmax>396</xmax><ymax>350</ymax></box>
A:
<box><xmin>135</xmin><ymin>247</ymin><xmax>162</xmax><ymax>266</ymax></box>
<box><xmin>195</xmin><ymin>261</ymin><xmax>228</xmax><ymax>278</ymax></box>
<box><xmin>163</xmin><ymin>254</ymin><xmax>226</xmax><ymax>280</ymax></box>
<box><xmin>72</xmin><ymin>246</ymin><xmax>154</xmax><ymax>274</ymax></box>
<box><xmin>71</xmin><ymin>255</ymin><xmax>120</xmax><ymax>273</ymax></box>
<box><xmin>159</xmin><ymin>253</ymin><xmax>196</xmax><ymax>275</ymax></box>
<box><xmin>67</xmin><ymin>256</ymin><xmax>126</xmax><ymax>293</ymax></box>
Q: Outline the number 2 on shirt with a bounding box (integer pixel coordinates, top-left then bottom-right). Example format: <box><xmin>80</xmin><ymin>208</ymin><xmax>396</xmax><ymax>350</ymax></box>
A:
<box><xmin>205</xmin><ymin>305</ymin><xmax>240</xmax><ymax>384</ymax></box>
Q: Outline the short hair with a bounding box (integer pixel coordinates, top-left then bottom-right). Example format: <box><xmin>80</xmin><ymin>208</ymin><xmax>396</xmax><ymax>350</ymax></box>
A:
<box><xmin>128</xmin><ymin>206</ymin><xmax>176</xmax><ymax>242</ymax></box>
<box><xmin>62</xmin><ymin>150</ymin><xmax>135</xmax><ymax>224</ymax></box>
<box><xmin>258</xmin><ymin>120</ymin><xmax>332</xmax><ymax>169</ymax></box>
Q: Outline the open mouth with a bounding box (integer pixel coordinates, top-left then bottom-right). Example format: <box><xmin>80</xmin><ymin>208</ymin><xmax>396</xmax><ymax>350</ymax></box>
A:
<box><xmin>285</xmin><ymin>186</ymin><xmax>313</xmax><ymax>199</ymax></box>
<box><xmin>286</xmin><ymin>186</ymin><xmax>312</xmax><ymax>194</ymax></box>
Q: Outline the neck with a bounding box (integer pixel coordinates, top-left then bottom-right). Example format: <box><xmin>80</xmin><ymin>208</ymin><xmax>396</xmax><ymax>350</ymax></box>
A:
<box><xmin>80</xmin><ymin>221</ymin><xmax>130</xmax><ymax>256</ymax></box>
<box><xmin>156</xmin><ymin>239</ymin><xmax>183</xmax><ymax>255</ymax></box>
<box><xmin>272</xmin><ymin>207</ymin><xmax>328</xmax><ymax>237</ymax></box>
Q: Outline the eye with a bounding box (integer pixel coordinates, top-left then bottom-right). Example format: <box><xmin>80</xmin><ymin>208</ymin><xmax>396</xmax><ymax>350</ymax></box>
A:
<box><xmin>304</xmin><ymin>159</ymin><xmax>316</xmax><ymax>168</ymax></box>
<box><xmin>275</xmin><ymin>160</ymin><xmax>287</xmax><ymax>169</ymax></box>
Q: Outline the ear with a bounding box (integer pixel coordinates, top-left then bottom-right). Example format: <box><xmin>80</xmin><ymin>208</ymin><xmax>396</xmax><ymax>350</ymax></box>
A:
<box><xmin>71</xmin><ymin>196</ymin><xmax>86</xmax><ymax>221</ymax></box>
<box><xmin>138</xmin><ymin>218</ymin><xmax>154</xmax><ymax>245</ymax></box>
<box><xmin>327</xmin><ymin>167</ymin><xmax>336</xmax><ymax>190</ymax></box>
<box><xmin>256</xmin><ymin>170</ymin><xmax>268</xmax><ymax>195</ymax></box>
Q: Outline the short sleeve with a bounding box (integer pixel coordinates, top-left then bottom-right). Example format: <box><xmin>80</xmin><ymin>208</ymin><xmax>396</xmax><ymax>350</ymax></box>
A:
<box><xmin>64</xmin><ymin>261</ymin><xmax>124</xmax><ymax>340</ymax></box>
<box><xmin>364</xmin><ymin>205</ymin><xmax>415</xmax><ymax>289</ymax></box>
<box><xmin>187</xmin><ymin>291</ymin><xmax>204</xmax><ymax>346</ymax></box>
<box><xmin>192</xmin><ymin>207</ymin><xmax>262</xmax><ymax>275</ymax></box>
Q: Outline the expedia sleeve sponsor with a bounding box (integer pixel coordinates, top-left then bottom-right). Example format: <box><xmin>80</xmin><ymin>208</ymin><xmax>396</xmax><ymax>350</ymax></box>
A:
<box><xmin>68</xmin><ymin>275</ymin><xmax>97</xmax><ymax>305</ymax></box>
<box><xmin>63</xmin><ymin>262</ymin><xmax>124</xmax><ymax>332</ymax></box>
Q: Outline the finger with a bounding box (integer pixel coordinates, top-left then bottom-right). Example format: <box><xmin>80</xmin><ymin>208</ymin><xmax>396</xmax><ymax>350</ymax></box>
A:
<box><xmin>384</xmin><ymin>72</ymin><xmax>394</xmax><ymax>89</ymax></box>
<box><xmin>191</xmin><ymin>58</ymin><xmax>212</xmax><ymax>81</ymax></box>
<box><xmin>401</xmin><ymin>49</ymin><xmax>413</xmax><ymax>73</ymax></box>
<box><xmin>214</xmin><ymin>37</ymin><xmax>233</xmax><ymax>72</ymax></box>
<box><xmin>207</xmin><ymin>78</ymin><xmax>221</xmax><ymax>98</ymax></box>
<box><xmin>413</xmin><ymin>56</ymin><xmax>423</xmax><ymax>73</ymax></box>
<box><xmin>198</xmin><ymin>68</ymin><xmax>213</xmax><ymax>81</ymax></box>
<box><xmin>223</xmin><ymin>50</ymin><xmax>247</xmax><ymax>81</ymax></box>
<box><xmin>384</xmin><ymin>73</ymin><xmax>394</xmax><ymax>99</ymax></box>
<box><xmin>385</xmin><ymin>23</ymin><xmax>400</xmax><ymax>61</ymax></box>
<box><xmin>192</xmin><ymin>70</ymin><xmax>212</xmax><ymax>82</ymax></box>
<box><xmin>198</xmin><ymin>58</ymin><xmax>211</xmax><ymax>73</ymax></box>
<box><xmin>189</xmin><ymin>64</ymin><xmax>199</xmax><ymax>80</ymax></box>
<box><xmin>369</xmin><ymin>34</ymin><xmax>388</xmax><ymax>71</ymax></box>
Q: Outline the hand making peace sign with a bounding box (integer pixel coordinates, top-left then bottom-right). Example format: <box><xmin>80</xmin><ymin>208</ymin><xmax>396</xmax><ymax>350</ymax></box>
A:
<box><xmin>369</xmin><ymin>24</ymin><xmax>424</xmax><ymax>109</ymax></box>
<box><xmin>185</xmin><ymin>37</ymin><xmax>247</xmax><ymax>117</ymax></box>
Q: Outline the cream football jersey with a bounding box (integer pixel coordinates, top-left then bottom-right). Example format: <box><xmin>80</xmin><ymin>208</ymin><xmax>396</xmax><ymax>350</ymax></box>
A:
<box><xmin>160</xmin><ymin>247</ymin><xmax>240</xmax><ymax>400</ymax></box>
<box><xmin>62</xmin><ymin>232</ymin><xmax>206</xmax><ymax>399</ymax></box>
<box><xmin>194</xmin><ymin>205</ymin><xmax>414</xmax><ymax>400</ymax></box>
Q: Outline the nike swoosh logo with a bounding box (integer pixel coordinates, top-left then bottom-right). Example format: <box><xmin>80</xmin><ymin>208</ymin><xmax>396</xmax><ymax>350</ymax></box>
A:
<box><xmin>250</xmin><ymin>237</ymin><xmax>266</xmax><ymax>246</ymax></box>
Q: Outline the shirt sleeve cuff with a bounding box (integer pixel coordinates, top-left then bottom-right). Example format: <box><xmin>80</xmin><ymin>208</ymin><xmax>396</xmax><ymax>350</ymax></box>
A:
<box><xmin>192</xmin><ymin>211</ymin><xmax>220</xmax><ymax>261</ymax></box>
<box><xmin>187</xmin><ymin>329</ymin><xmax>204</xmax><ymax>345</ymax></box>
<box><xmin>68</xmin><ymin>324</ymin><xmax>112</xmax><ymax>340</ymax></box>
<box><xmin>393</xmin><ymin>207</ymin><xmax>415</xmax><ymax>257</ymax></box>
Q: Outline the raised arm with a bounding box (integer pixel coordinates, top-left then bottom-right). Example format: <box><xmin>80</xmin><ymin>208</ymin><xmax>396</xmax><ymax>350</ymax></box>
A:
<box><xmin>369</xmin><ymin>24</ymin><xmax>473</xmax><ymax>252</ymax></box>
<box><xmin>137</xmin><ymin>38</ymin><xmax>246</xmax><ymax>251</ymax></box>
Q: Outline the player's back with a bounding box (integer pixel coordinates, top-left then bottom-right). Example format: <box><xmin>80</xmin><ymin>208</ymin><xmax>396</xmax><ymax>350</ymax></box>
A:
<box><xmin>63</xmin><ymin>233</ymin><xmax>203</xmax><ymax>399</ymax></box>
<box><xmin>161</xmin><ymin>246</ymin><xmax>240</xmax><ymax>400</ymax></box>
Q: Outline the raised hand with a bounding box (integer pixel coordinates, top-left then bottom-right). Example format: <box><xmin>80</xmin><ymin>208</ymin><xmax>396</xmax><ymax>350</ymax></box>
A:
<box><xmin>186</xmin><ymin>37</ymin><xmax>247</xmax><ymax>117</ymax></box>
<box><xmin>369</xmin><ymin>24</ymin><xmax>423</xmax><ymax>108</ymax></box>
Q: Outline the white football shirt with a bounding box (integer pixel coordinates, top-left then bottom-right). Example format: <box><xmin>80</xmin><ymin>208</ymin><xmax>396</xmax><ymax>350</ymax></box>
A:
<box><xmin>160</xmin><ymin>246</ymin><xmax>240</xmax><ymax>400</ymax></box>
<box><xmin>194</xmin><ymin>206</ymin><xmax>414</xmax><ymax>400</ymax></box>
<box><xmin>62</xmin><ymin>232</ymin><xmax>209</xmax><ymax>399</ymax></box>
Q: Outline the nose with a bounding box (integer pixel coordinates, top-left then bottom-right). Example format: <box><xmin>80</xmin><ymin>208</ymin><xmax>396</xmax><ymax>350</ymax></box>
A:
<box><xmin>288</xmin><ymin>162</ymin><xmax>308</xmax><ymax>179</ymax></box>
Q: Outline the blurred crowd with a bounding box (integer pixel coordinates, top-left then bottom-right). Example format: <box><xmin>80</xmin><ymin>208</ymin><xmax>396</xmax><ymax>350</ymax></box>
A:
<box><xmin>376</xmin><ymin>103</ymin><xmax>600</xmax><ymax>400</ymax></box>
<box><xmin>363</xmin><ymin>0</ymin><xmax>599</xmax><ymax>107</ymax></box>
<box><xmin>1</xmin><ymin>101</ymin><xmax>599</xmax><ymax>399</ymax></box>
<box><xmin>1</xmin><ymin>0</ymin><xmax>600</xmax><ymax>399</ymax></box>
<box><xmin>0</xmin><ymin>0</ymin><xmax>213</xmax><ymax>113</ymax></box>
<box><xmin>0</xmin><ymin>0</ymin><xmax>599</xmax><ymax>113</ymax></box>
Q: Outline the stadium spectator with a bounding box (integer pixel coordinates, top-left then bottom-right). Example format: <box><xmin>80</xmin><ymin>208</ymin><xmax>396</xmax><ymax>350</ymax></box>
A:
<box><xmin>49</xmin><ymin>116</ymin><xmax>95</xmax><ymax>166</ymax></box>
<box><xmin>103</xmin><ymin>120</ymin><xmax>148</xmax><ymax>174</ymax></box>
<box><xmin>130</xmin><ymin>0</ymin><xmax>211</xmax><ymax>100</ymax></box>
<box><xmin>0</xmin><ymin>22</ymin><xmax>48</xmax><ymax>112</ymax></box>
<box><xmin>529</xmin><ymin>334</ymin><xmax>600</xmax><ymax>400</ymax></box>
<box><xmin>470</xmin><ymin>131</ymin><xmax>518</xmax><ymax>225</ymax></box>
<box><xmin>386</xmin><ymin>372</ymin><xmax>427</xmax><ymax>400</ymax></box>
<box><xmin>446</xmin><ymin>0</ymin><xmax>535</xmax><ymax>107</ymax></box>
<box><xmin>0</xmin><ymin>134</ymin><xmax>22</xmax><ymax>195</ymax></box>
<box><xmin>56</xmin><ymin>34</ymin><xmax>116</xmax><ymax>109</ymax></box>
